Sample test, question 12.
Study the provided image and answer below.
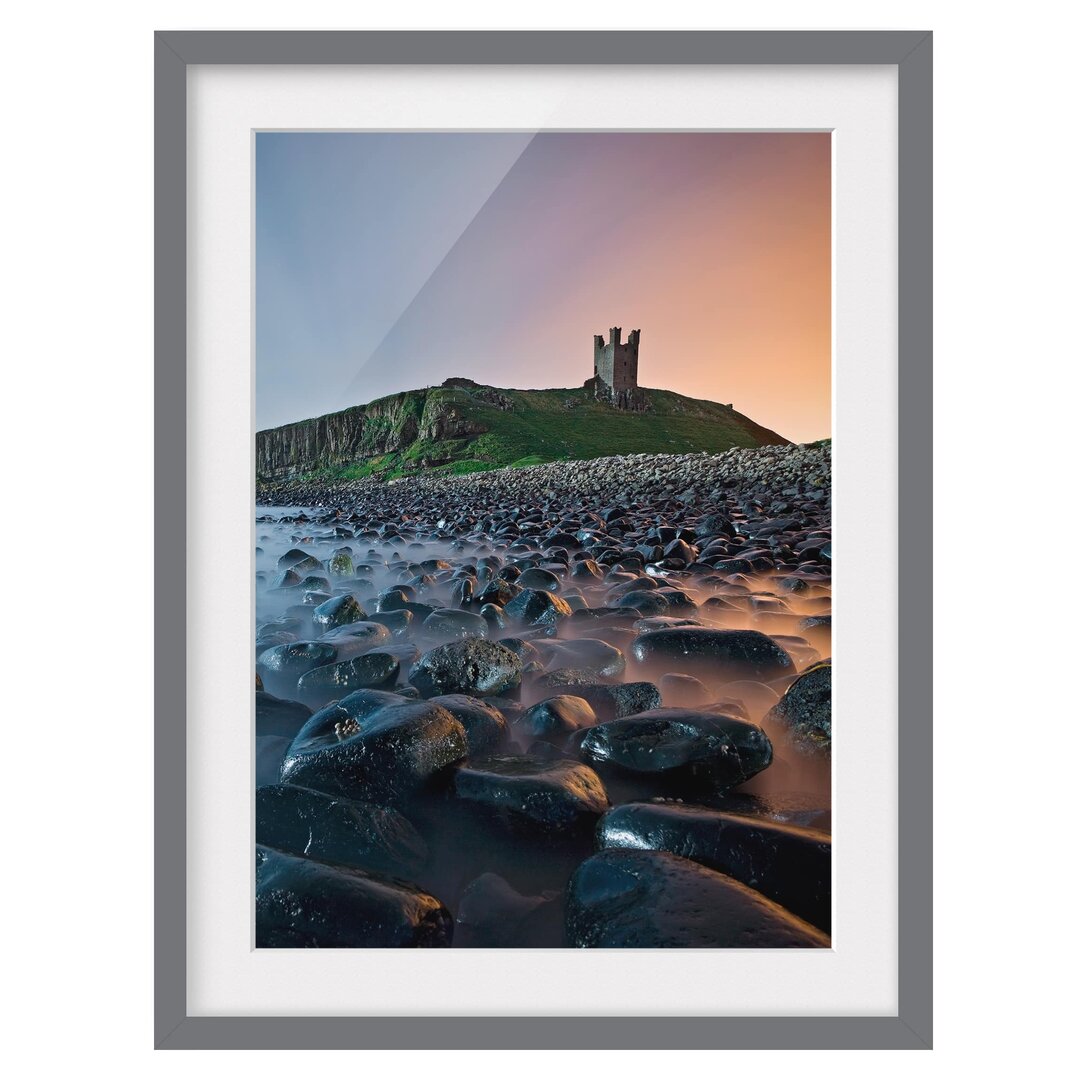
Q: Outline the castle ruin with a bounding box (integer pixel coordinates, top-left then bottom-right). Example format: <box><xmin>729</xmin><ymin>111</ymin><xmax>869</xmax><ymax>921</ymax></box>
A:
<box><xmin>584</xmin><ymin>326</ymin><xmax>647</xmax><ymax>410</ymax></box>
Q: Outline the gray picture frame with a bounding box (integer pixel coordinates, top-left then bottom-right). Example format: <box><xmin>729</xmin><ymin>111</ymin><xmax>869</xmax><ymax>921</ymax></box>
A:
<box><xmin>156</xmin><ymin>29</ymin><xmax>932</xmax><ymax>1050</ymax></box>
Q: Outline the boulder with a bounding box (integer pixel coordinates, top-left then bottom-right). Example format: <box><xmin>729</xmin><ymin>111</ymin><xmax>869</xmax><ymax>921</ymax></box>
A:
<box><xmin>566</xmin><ymin>848</ymin><xmax>828</xmax><ymax>948</ymax></box>
<box><xmin>256</xmin><ymin>784</ymin><xmax>428</xmax><ymax>877</ymax></box>
<box><xmin>632</xmin><ymin>627</ymin><xmax>794</xmax><ymax>681</ymax></box>
<box><xmin>408</xmin><ymin>639</ymin><xmax>524</xmax><ymax>698</ymax></box>
<box><xmin>422</xmin><ymin>608</ymin><xmax>489</xmax><ymax>642</ymax></box>
<box><xmin>597</xmin><ymin>801</ymin><xmax>830</xmax><ymax>931</ymax></box>
<box><xmin>453</xmin><ymin>755</ymin><xmax>609</xmax><ymax>830</ymax></box>
<box><xmin>295</xmin><ymin>651</ymin><xmax>400</xmax><ymax>707</ymax></box>
<box><xmin>503</xmin><ymin>588</ymin><xmax>572</xmax><ymax>632</ymax></box>
<box><xmin>580</xmin><ymin>708</ymin><xmax>773</xmax><ymax>792</ymax></box>
<box><xmin>427</xmin><ymin>694</ymin><xmax>509</xmax><ymax>754</ymax></box>
<box><xmin>280</xmin><ymin>699</ymin><xmax>468</xmax><ymax>803</ymax></box>
<box><xmin>557</xmin><ymin>681</ymin><xmax>663</xmax><ymax>722</ymax></box>
<box><xmin>256</xmin><ymin>641</ymin><xmax>337</xmax><ymax>697</ymax></box>
<box><xmin>255</xmin><ymin>846</ymin><xmax>451</xmax><ymax>948</ymax></box>
<box><xmin>765</xmin><ymin>661</ymin><xmax>831</xmax><ymax>754</ymax></box>
<box><xmin>311</xmin><ymin>593</ymin><xmax>367</xmax><ymax>632</ymax></box>
<box><xmin>521</xmin><ymin>695</ymin><xmax>598</xmax><ymax>740</ymax></box>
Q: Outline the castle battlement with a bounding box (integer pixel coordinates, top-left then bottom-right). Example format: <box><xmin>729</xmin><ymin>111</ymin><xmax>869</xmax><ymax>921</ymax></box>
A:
<box><xmin>587</xmin><ymin>326</ymin><xmax>646</xmax><ymax>410</ymax></box>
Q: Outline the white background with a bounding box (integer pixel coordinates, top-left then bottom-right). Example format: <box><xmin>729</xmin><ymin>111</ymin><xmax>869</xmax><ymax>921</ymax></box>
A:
<box><xmin>2</xmin><ymin>0</ymin><xmax>1074</xmax><ymax>1075</ymax></box>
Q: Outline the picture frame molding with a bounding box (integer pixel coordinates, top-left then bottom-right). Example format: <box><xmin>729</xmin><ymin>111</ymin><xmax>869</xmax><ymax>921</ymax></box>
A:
<box><xmin>155</xmin><ymin>28</ymin><xmax>932</xmax><ymax>1051</ymax></box>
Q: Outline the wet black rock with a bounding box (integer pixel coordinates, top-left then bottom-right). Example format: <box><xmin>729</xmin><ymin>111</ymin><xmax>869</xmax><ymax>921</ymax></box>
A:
<box><xmin>280</xmin><ymin>699</ymin><xmax>468</xmax><ymax>803</ymax></box>
<box><xmin>580</xmin><ymin>708</ymin><xmax>773</xmax><ymax>792</ymax></box>
<box><xmin>616</xmin><ymin>590</ymin><xmax>670</xmax><ymax>616</ymax></box>
<box><xmin>522</xmin><ymin>695</ymin><xmax>598</xmax><ymax>739</ymax></box>
<box><xmin>597</xmin><ymin>801</ymin><xmax>831</xmax><ymax>931</ymax></box>
<box><xmin>565</xmin><ymin>848</ymin><xmax>828</xmax><ymax>948</ymax></box>
<box><xmin>476</xmin><ymin>579</ymin><xmax>519</xmax><ymax>607</ymax></box>
<box><xmin>311</xmin><ymin>593</ymin><xmax>367</xmax><ymax>632</ymax></box>
<box><xmin>318</xmin><ymin>620</ymin><xmax>393</xmax><ymax>648</ymax></box>
<box><xmin>572</xmin><ymin>559</ymin><xmax>603</xmax><ymax>580</ymax></box>
<box><xmin>368</xmin><ymin>609</ymin><xmax>414</xmax><ymax>636</ymax></box>
<box><xmin>556</xmin><ymin>681</ymin><xmax>663</xmax><ymax>722</ymax></box>
<box><xmin>254</xmin><ymin>629</ymin><xmax>299</xmax><ymax>652</ymax></box>
<box><xmin>270</xmin><ymin>568</ymin><xmax>302</xmax><ymax>590</ymax></box>
<box><xmin>423</xmin><ymin>608</ymin><xmax>489</xmax><ymax>642</ymax></box>
<box><xmin>375</xmin><ymin>588</ymin><xmax>412</xmax><ymax>611</ymax></box>
<box><xmin>256</xmin><ymin>784</ymin><xmax>428</xmax><ymax>877</ymax></box>
<box><xmin>632</xmin><ymin>627</ymin><xmax>794</xmax><ymax>681</ymax></box>
<box><xmin>517</xmin><ymin>567</ymin><xmax>562</xmax><ymax>592</ymax></box>
<box><xmin>503</xmin><ymin>588</ymin><xmax>572</xmax><ymax>632</ymax></box>
<box><xmin>256</xmin><ymin>641</ymin><xmax>338</xmax><ymax>696</ymax></box>
<box><xmin>296</xmin><ymin>651</ymin><xmax>400</xmax><ymax>707</ymax></box>
<box><xmin>278</xmin><ymin>548</ymin><xmax>317</xmax><ymax>571</ymax></box>
<box><xmin>719</xmin><ymin>791</ymin><xmax>832</xmax><ymax>831</ymax></box>
<box><xmin>496</xmin><ymin>637</ymin><xmax>541</xmax><ymax>665</ymax></box>
<box><xmin>479</xmin><ymin>603</ymin><xmax>507</xmax><ymax>629</ymax></box>
<box><xmin>408</xmin><ymin>639</ymin><xmax>524</xmax><ymax>698</ymax></box>
<box><xmin>453</xmin><ymin>755</ymin><xmax>609</xmax><ymax>830</ymax></box>
<box><xmin>289</xmin><ymin>689</ymin><xmax>409</xmax><ymax>755</ymax></box>
<box><xmin>255</xmin><ymin>845</ymin><xmax>452</xmax><ymax>947</ymax></box>
<box><xmin>256</xmin><ymin>690</ymin><xmax>313</xmax><ymax>739</ymax></box>
<box><xmin>427</xmin><ymin>694</ymin><xmax>509</xmax><ymax>754</ymax></box>
<box><xmin>766</xmin><ymin>661</ymin><xmax>832</xmax><ymax>754</ymax></box>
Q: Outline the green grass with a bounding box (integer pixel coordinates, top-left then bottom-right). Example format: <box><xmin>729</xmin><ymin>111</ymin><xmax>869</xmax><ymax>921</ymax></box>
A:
<box><xmin>258</xmin><ymin>381</ymin><xmax>789</xmax><ymax>483</ymax></box>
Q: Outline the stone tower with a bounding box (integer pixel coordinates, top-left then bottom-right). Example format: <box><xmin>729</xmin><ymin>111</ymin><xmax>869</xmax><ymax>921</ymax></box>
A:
<box><xmin>586</xmin><ymin>327</ymin><xmax>646</xmax><ymax>409</ymax></box>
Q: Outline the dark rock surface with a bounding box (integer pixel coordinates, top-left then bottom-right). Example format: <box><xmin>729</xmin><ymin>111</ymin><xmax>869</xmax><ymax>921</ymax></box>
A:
<box><xmin>453</xmin><ymin>755</ymin><xmax>609</xmax><ymax>830</ymax></box>
<box><xmin>280</xmin><ymin>699</ymin><xmax>468</xmax><ymax>803</ymax></box>
<box><xmin>408</xmin><ymin>639</ymin><xmax>524</xmax><ymax>698</ymax></box>
<box><xmin>295</xmin><ymin>651</ymin><xmax>400</xmax><ymax>707</ymax></box>
<box><xmin>632</xmin><ymin>627</ymin><xmax>794</xmax><ymax>681</ymax></box>
<box><xmin>504</xmin><ymin>588</ymin><xmax>572</xmax><ymax>632</ymax></box>
<box><xmin>521</xmin><ymin>695</ymin><xmax>598</xmax><ymax>740</ymax></box>
<box><xmin>551</xmin><ymin>681</ymin><xmax>663</xmax><ymax>722</ymax></box>
<box><xmin>256</xmin><ymin>784</ymin><xmax>428</xmax><ymax>877</ymax></box>
<box><xmin>766</xmin><ymin>661</ymin><xmax>832</xmax><ymax>754</ymax></box>
<box><xmin>255</xmin><ymin>845</ymin><xmax>452</xmax><ymax>947</ymax></box>
<box><xmin>580</xmin><ymin>708</ymin><xmax>773</xmax><ymax>793</ymax></box>
<box><xmin>566</xmin><ymin>848</ymin><xmax>828</xmax><ymax>948</ymax></box>
<box><xmin>427</xmin><ymin>694</ymin><xmax>509</xmax><ymax>755</ymax></box>
<box><xmin>597</xmin><ymin>801</ymin><xmax>831</xmax><ymax>931</ymax></box>
<box><xmin>311</xmin><ymin>593</ymin><xmax>367</xmax><ymax>632</ymax></box>
<box><xmin>256</xmin><ymin>641</ymin><xmax>338</xmax><ymax>696</ymax></box>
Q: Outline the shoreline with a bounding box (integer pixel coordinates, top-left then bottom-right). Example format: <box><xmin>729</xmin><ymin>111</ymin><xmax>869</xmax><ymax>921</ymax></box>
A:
<box><xmin>256</xmin><ymin>442</ymin><xmax>831</xmax><ymax>514</ymax></box>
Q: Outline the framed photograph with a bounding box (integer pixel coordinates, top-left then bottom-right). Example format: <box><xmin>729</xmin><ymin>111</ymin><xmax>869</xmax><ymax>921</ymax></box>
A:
<box><xmin>157</xmin><ymin>30</ymin><xmax>932</xmax><ymax>1049</ymax></box>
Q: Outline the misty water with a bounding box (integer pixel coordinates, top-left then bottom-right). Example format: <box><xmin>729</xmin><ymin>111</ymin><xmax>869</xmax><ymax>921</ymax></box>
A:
<box><xmin>253</xmin><ymin>469</ymin><xmax>831</xmax><ymax>948</ymax></box>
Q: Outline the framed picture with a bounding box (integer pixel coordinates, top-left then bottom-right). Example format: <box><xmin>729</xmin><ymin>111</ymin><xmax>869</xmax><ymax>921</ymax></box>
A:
<box><xmin>157</xmin><ymin>30</ymin><xmax>932</xmax><ymax>1049</ymax></box>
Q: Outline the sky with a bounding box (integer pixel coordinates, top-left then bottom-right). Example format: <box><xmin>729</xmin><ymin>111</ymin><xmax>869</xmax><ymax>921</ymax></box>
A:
<box><xmin>256</xmin><ymin>132</ymin><xmax>830</xmax><ymax>442</ymax></box>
